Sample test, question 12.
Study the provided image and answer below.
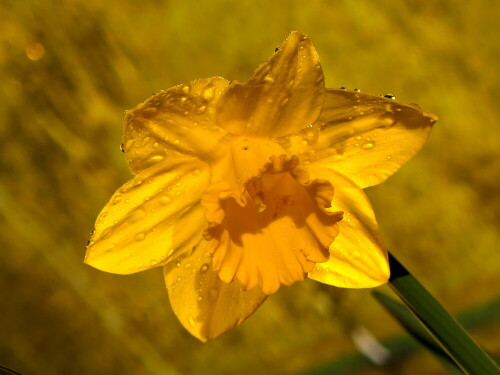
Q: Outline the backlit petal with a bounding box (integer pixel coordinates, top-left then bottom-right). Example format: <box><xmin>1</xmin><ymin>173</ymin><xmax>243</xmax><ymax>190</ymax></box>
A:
<box><xmin>123</xmin><ymin>77</ymin><xmax>231</xmax><ymax>174</ymax></box>
<box><xmin>203</xmin><ymin>154</ymin><xmax>343</xmax><ymax>295</ymax></box>
<box><xmin>164</xmin><ymin>239</ymin><xmax>267</xmax><ymax>342</ymax></box>
<box><xmin>277</xmin><ymin>89</ymin><xmax>437</xmax><ymax>188</ymax></box>
<box><xmin>85</xmin><ymin>159</ymin><xmax>209</xmax><ymax>274</ymax></box>
<box><xmin>307</xmin><ymin>165</ymin><xmax>389</xmax><ymax>287</ymax></box>
<box><xmin>216</xmin><ymin>31</ymin><xmax>324</xmax><ymax>137</ymax></box>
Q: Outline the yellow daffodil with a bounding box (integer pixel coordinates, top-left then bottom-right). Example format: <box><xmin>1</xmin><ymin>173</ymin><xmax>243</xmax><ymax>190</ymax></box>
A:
<box><xmin>85</xmin><ymin>31</ymin><xmax>437</xmax><ymax>341</ymax></box>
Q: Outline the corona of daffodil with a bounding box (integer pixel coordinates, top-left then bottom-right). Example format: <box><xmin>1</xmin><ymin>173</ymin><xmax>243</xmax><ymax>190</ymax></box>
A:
<box><xmin>85</xmin><ymin>31</ymin><xmax>437</xmax><ymax>341</ymax></box>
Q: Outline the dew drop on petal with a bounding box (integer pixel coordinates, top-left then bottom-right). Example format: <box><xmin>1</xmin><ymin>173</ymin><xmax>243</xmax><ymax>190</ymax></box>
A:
<box><xmin>184</xmin><ymin>262</ymin><xmax>192</xmax><ymax>269</ymax></box>
<box><xmin>150</xmin><ymin>259</ymin><xmax>158</xmax><ymax>266</ymax></box>
<box><xmin>160</xmin><ymin>195</ymin><xmax>172</xmax><ymax>205</ymax></box>
<box><xmin>264</xmin><ymin>75</ymin><xmax>274</xmax><ymax>83</ymax></box>
<box><xmin>182</xmin><ymin>85</ymin><xmax>190</xmax><ymax>94</ymax></box>
<box><xmin>256</xmin><ymin>203</ymin><xmax>267</xmax><ymax>213</ymax></box>
<box><xmin>197</xmin><ymin>105</ymin><xmax>206</xmax><ymax>113</ymax></box>
<box><xmin>203</xmin><ymin>86</ymin><xmax>215</xmax><ymax>101</ymax></box>
<box><xmin>362</xmin><ymin>140</ymin><xmax>375</xmax><ymax>150</ymax></box>
<box><xmin>149</xmin><ymin>155</ymin><xmax>164</xmax><ymax>163</ymax></box>
<box><xmin>200</xmin><ymin>264</ymin><xmax>209</xmax><ymax>273</ymax></box>
<box><xmin>386</xmin><ymin>155</ymin><xmax>392</xmax><ymax>160</ymax></box>
<box><xmin>197</xmin><ymin>296</ymin><xmax>203</xmax><ymax>302</ymax></box>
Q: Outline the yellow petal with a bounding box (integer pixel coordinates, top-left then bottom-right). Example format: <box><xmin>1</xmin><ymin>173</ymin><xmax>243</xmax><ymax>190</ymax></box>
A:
<box><xmin>216</xmin><ymin>31</ymin><xmax>324</xmax><ymax>137</ymax></box>
<box><xmin>307</xmin><ymin>165</ymin><xmax>390</xmax><ymax>288</ymax></box>
<box><xmin>164</xmin><ymin>239</ymin><xmax>267</xmax><ymax>342</ymax></box>
<box><xmin>203</xmin><ymin>154</ymin><xmax>343</xmax><ymax>295</ymax></box>
<box><xmin>85</xmin><ymin>159</ymin><xmax>209</xmax><ymax>274</ymax></box>
<box><xmin>277</xmin><ymin>89</ymin><xmax>437</xmax><ymax>188</ymax></box>
<box><xmin>123</xmin><ymin>77</ymin><xmax>231</xmax><ymax>174</ymax></box>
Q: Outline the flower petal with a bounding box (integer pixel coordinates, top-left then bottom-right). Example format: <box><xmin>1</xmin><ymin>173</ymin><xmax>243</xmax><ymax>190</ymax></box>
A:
<box><xmin>164</xmin><ymin>239</ymin><xmax>267</xmax><ymax>342</ymax></box>
<box><xmin>216</xmin><ymin>31</ymin><xmax>324</xmax><ymax>137</ymax></box>
<box><xmin>123</xmin><ymin>77</ymin><xmax>231</xmax><ymax>174</ymax></box>
<box><xmin>277</xmin><ymin>89</ymin><xmax>437</xmax><ymax>188</ymax></box>
<box><xmin>307</xmin><ymin>165</ymin><xmax>390</xmax><ymax>288</ymax></box>
<box><xmin>85</xmin><ymin>159</ymin><xmax>209</xmax><ymax>274</ymax></box>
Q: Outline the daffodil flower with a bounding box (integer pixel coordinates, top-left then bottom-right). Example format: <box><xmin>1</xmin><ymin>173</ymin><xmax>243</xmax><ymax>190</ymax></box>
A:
<box><xmin>85</xmin><ymin>31</ymin><xmax>437</xmax><ymax>341</ymax></box>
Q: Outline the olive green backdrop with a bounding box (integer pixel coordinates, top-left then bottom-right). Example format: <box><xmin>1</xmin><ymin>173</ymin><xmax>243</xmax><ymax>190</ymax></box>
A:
<box><xmin>1</xmin><ymin>1</ymin><xmax>498</xmax><ymax>374</ymax></box>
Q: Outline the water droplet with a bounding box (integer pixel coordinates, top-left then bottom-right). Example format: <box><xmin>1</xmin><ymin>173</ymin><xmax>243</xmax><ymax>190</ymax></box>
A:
<box><xmin>135</xmin><ymin>233</ymin><xmax>145</xmax><ymax>241</ymax></box>
<box><xmin>149</xmin><ymin>155</ymin><xmax>164</xmax><ymax>163</ymax></box>
<box><xmin>120</xmin><ymin>143</ymin><xmax>125</xmax><ymax>153</ymax></box>
<box><xmin>384</xmin><ymin>94</ymin><xmax>396</xmax><ymax>100</ymax></box>
<box><xmin>354</xmin><ymin>88</ymin><xmax>360</xmax><ymax>92</ymax></box>
<box><xmin>362</xmin><ymin>140</ymin><xmax>375</xmax><ymax>150</ymax></box>
<box><xmin>167</xmin><ymin>248</ymin><xmax>174</xmax><ymax>257</ymax></box>
<box><xmin>176</xmin><ymin>276</ymin><xmax>182</xmax><ymax>282</ymax></box>
<box><xmin>150</xmin><ymin>259</ymin><xmax>158</xmax><ymax>266</ymax></box>
<box><xmin>386</xmin><ymin>155</ymin><xmax>392</xmax><ymax>160</ymax></box>
<box><xmin>200</xmin><ymin>264</ymin><xmax>209</xmax><ymax>273</ymax></box>
<box><xmin>184</xmin><ymin>262</ymin><xmax>192</xmax><ymax>269</ymax></box>
<box><xmin>264</xmin><ymin>75</ymin><xmax>274</xmax><ymax>83</ymax></box>
<box><xmin>203</xmin><ymin>86</ymin><xmax>215</xmax><ymax>100</ymax></box>
<box><xmin>125</xmin><ymin>199</ymin><xmax>130</xmax><ymax>203</ymax></box>
<box><xmin>188</xmin><ymin>317</ymin><xmax>196</xmax><ymax>327</ymax></box>
<box><xmin>197</xmin><ymin>296</ymin><xmax>203</xmax><ymax>302</ymax></box>
<box><xmin>340</xmin><ymin>86</ymin><xmax>347</xmax><ymax>90</ymax></box>
<box><xmin>182</xmin><ymin>85</ymin><xmax>190</xmax><ymax>94</ymax></box>
<box><xmin>114</xmin><ymin>196</ymin><xmax>122</xmax><ymax>203</ymax></box>
<box><xmin>160</xmin><ymin>195</ymin><xmax>172</xmax><ymax>205</ymax></box>
<box><xmin>180</xmin><ymin>96</ymin><xmax>187</xmax><ymax>103</ymax></box>
<box><xmin>176</xmin><ymin>261</ymin><xmax>181</xmax><ymax>268</ymax></box>
<box><xmin>197</xmin><ymin>105</ymin><xmax>206</xmax><ymax>113</ymax></box>
<box><xmin>256</xmin><ymin>203</ymin><xmax>267</xmax><ymax>213</ymax></box>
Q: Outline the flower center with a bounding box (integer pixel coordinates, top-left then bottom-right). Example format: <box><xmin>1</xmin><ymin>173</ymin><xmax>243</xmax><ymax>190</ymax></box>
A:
<box><xmin>202</xmin><ymin>137</ymin><xmax>343</xmax><ymax>295</ymax></box>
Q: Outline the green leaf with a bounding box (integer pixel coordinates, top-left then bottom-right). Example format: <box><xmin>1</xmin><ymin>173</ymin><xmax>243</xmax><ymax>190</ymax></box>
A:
<box><xmin>373</xmin><ymin>291</ymin><xmax>463</xmax><ymax>374</ymax></box>
<box><xmin>387</xmin><ymin>252</ymin><xmax>499</xmax><ymax>375</ymax></box>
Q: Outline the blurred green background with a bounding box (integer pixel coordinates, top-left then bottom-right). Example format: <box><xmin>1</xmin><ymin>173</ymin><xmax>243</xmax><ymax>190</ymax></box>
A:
<box><xmin>1</xmin><ymin>1</ymin><xmax>499</xmax><ymax>374</ymax></box>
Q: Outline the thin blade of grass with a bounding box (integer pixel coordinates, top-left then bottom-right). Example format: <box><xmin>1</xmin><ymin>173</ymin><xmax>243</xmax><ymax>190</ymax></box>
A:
<box><xmin>373</xmin><ymin>291</ymin><xmax>463</xmax><ymax>374</ymax></box>
<box><xmin>387</xmin><ymin>252</ymin><xmax>499</xmax><ymax>375</ymax></box>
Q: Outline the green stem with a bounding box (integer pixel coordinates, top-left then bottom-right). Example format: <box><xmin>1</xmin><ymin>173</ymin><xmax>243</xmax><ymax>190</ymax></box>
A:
<box><xmin>388</xmin><ymin>252</ymin><xmax>499</xmax><ymax>375</ymax></box>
